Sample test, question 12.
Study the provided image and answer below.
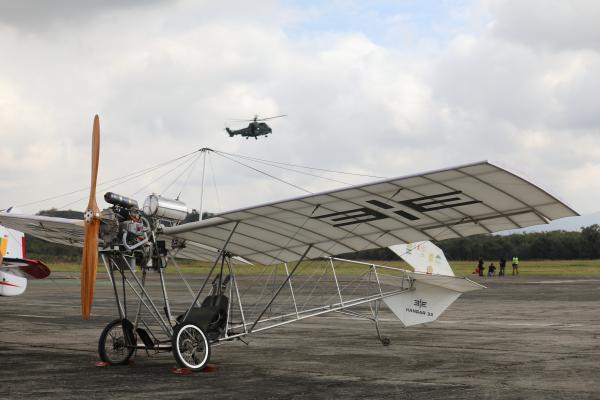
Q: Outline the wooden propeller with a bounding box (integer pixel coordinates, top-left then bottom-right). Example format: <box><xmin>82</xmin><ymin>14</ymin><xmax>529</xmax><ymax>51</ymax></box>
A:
<box><xmin>81</xmin><ymin>115</ymin><xmax>100</xmax><ymax>319</ymax></box>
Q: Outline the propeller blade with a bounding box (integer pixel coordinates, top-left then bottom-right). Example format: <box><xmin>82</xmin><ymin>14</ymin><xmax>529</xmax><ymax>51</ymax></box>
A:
<box><xmin>81</xmin><ymin>219</ymin><xmax>99</xmax><ymax>319</ymax></box>
<box><xmin>81</xmin><ymin>115</ymin><xmax>101</xmax><ymax>320</ymax></box>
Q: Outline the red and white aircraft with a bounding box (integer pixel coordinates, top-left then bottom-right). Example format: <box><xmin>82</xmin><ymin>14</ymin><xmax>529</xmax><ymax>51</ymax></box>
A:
<box><xmin>0</xmin><ymin>209</ymin><xmax>50</xmax><ymax>296</ymax></box>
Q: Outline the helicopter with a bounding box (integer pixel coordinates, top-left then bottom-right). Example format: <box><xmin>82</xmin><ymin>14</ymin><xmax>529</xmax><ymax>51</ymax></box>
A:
<box><xmin>226</xmin><ymin>114</ymin><xmax>286</xmax><ymax>139</ymax></box>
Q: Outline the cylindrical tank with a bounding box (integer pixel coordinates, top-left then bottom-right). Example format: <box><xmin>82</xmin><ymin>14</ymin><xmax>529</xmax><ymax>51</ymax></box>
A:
<box><xmin>143</xmin><ymin>194</ymin><xmax>188</xmax><ymax>221</ymax></box>
<box><xmin>104</xmin><ymin>192</ymin><xmax>139</xmax><ymax>209</ymax></box>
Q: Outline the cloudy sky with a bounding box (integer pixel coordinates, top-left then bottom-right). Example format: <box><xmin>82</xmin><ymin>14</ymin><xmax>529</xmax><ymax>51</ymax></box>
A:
<box><xmin>1</xmin><ymin>0</ymin><xmax>599</xmax><ymax>226</ymax></box>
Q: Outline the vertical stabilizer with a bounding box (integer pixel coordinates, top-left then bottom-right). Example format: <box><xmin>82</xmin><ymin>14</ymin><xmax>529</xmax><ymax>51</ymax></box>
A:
<box><xmin>0</xmin><ymin>225</ymin><xmax>25</xmax><ymax>259</ymax></box>
<box><xmin>389</xmin><ymin>241</ymin><xmax>454</xmax><ymax>276</ymax></box>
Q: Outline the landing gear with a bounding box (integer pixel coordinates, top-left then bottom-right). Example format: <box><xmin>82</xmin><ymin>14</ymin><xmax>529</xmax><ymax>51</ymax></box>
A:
<box><xmin>172</xmin><ymin>323</ymin><xmax>210</xmax><ymax>370</ymax></box>
<box><xmin>371</xmin><ymin>300</ymin><xmax>391</xmax><ymax>346</ymax></box>
<box><xmin>98</xmin><ymin>319</ymin><xmax>136</xmax><ymax>365</ymax></box>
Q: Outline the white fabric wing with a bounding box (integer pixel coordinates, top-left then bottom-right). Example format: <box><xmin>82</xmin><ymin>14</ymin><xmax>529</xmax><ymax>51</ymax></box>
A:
<box><xmin>0</xmin><ymin>214</ymin><xmax>86</xmax><ymax>246</ymax></box>
<box><xmin>164</xmin><ymin>161</ymin><xmax>578</xmax><ymax>265</ymax></box>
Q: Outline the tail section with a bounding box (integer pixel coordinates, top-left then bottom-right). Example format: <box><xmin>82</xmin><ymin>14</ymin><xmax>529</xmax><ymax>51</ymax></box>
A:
<box><xmin>0</xmin><ymin>208</ymin><xmax>46</xmax><ymax>296</ymax></box>
<box><xmin>384</xmin><ymin>241</ymin><xmax>484</xmax><ymax>327</ymax></box>
<box><xmin>0</xmin><ymin>220</ymin><xmax>25</xmax><ymax>259</ymax></box>
<box><xmin>389</xmin><ymin>241</ymin><xmax>453</xmax><ymax>276</ymax></box>
<box><xmin>384</xmin><ymin>280</ymin><xmax>461</xmax><ymax>327</ymax></box>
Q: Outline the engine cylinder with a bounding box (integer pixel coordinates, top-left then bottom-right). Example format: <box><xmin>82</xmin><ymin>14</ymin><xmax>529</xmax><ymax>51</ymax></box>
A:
<box><xmin>143</xmin><ymin>194</ymin><xmax>188</xmax><ymax>221</ymax></box>
<box><xmin>104</xmin><ymin>192</ymin><xmax>139</xmax><ymax>209</ymax></box>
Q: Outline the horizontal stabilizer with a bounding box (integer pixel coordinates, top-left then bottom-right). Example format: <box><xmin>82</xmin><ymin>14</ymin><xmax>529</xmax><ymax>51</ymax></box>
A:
<box><xmin>408</xmin><ymin>271</ymin><xmax>484</xmax><ymax>293</ymax></box>
<box><xmin>1</xmin><ymin>258</ymin><xmax>51</xmax><ymax>280</ymax></box>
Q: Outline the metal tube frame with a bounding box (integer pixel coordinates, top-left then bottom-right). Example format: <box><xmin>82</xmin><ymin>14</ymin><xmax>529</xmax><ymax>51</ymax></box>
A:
<box><xmin>181</xmin><ymin>221</ymin><xmax>239</xmax><ymax>322</ymax></box>
<box><xmin>248</xmin><ymin>245</ymin><xmax>313</xmax><ymax>333</ymax></box>
<box><xmin>223</xmin><ymin>286</ymin><xmax>410</xmax><ymax>341</ymax></box>
<box><xmin>284</xmin><ymin>263</ymin><xmax>299</xmax><ymax>319</ymax></box>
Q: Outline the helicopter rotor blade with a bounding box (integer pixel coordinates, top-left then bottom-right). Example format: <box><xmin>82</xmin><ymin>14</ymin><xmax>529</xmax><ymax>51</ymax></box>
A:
<box><xmin>257</xmin><ymin>114</ymin><xmax>287</xmax><ymax>121</ymax></box>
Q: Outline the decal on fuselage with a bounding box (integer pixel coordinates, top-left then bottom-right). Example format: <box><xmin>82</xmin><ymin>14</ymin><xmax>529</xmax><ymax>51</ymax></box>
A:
<box><xmin>312</xmin><ymin>190</ymin><xmax>481</xmax><ymax>227</ymax></box>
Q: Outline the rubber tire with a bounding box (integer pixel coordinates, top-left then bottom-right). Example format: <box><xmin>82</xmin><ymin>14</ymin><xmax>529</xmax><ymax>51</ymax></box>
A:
<box><xmin>98</xmin><ymin>319</ymin><xmax>136</xmax><ymax>365</ymax></box>
<box><xmin>172</xmin><ymin>323</ymin><xmax>211</xmax><ymax>371</ymax></box>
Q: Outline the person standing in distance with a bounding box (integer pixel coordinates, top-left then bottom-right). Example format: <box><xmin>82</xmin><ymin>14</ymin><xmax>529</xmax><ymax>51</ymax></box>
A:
<box><xmin>499</xmin><ymin>257</ymin><xmax>506</xmax><ymax>276</ymax></box>
<box><xmin>512</xmin><ymin>256</ymin><xmax>519</xmax><ymax>275</ymax></box>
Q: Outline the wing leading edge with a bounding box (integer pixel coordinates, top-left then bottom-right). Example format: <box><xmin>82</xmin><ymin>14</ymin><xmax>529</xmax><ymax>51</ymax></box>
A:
<box><xmin>163</xmin><ymin>161</ymin><xmax>578</xmax><ymax>265</ymax></box>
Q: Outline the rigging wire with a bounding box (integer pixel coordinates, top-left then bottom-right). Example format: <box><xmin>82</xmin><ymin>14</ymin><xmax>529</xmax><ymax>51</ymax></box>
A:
<box><xmin>207</xmin><ymin>152</ymin><xmax>223</xmax><ymax>213</ymax></box>
<box><xmin>176</xmin><ymin>151</ymin><xmax>203</xmax><ymax>200</ymax></box>
<box><xmin>161</xmin><ymin>151</ymin><xmax>202</xmax><ymax>198</ymax></box>
<box><xmin>212</xmin><ymin>151</ymin><xmax>312</xmax><ymax>195</ymax></box>
<box><xmin>131</xmin><ymin>153</ymin><xmax>201</xmax><ymax>197</ymax></box>
<box><xmin>212</xmin><ymin>149</ymin><xmax>353</xmax><ymax>186</ymax></box>
<box><xmin>215</xmin><ymin>149</ymin><xmax>388</xmax><ymax>179</ymax></box>
<box><xmin>15</xmin><ymin>149</ymin><xmax>202</xmax><ymax>210</ymax></box>
<box><xmin>56</xmin><ymin>150</ymin><xmax>201</xmax><ymax>210</ymax></box>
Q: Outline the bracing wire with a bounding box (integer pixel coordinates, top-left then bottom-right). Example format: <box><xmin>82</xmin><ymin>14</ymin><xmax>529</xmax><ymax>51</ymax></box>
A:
<box><xmin>207</xmin><ymin>152</ymin><xmax>223</xmax><ymax>212</ymax></box>
<box><xmin>12</xmin><ymin>146</ymin><xmax>384</xmax><ymax>215</ymax></box>
<box><xmin>212</xmin><ymin>149</ymin><xmax>353</xmax><ymax>186</ymax></box>
<box><xmin>176</xmin><ymin>152</ymin><xmax>203</xmax><ymax>200</ymax></box>
<box><xmin>56</xmin><ymin>150</ymin><xmax>201</xmax><ymax>210</ymax></box>
<box><xmin>17</xmin><ymin>149</ymin><xmax>202</xmax><ymax>210</ymax></box>
<box><xmin>215</xmin><ymin>150</ymin><xmax>388</xmax><ymax>179</ymax></box>
<box><xmin>212</xmin><ymin>151</ymin><xmax>312</xmax><ymax>195</ymax></box>
<box><xmin>131</xmin><ymin>153</ymin><xmax>202</xmax><ymax>197</ymax></box>
<box><xmin>161</xmin><ymin>151</ymin><xmax>202</xmax><ymax>198</ymax></box>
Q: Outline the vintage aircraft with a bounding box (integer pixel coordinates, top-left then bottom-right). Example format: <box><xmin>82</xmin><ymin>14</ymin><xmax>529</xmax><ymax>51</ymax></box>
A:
<box><xmin>0</xmin><ymin>215</ymin><xmax>50</xmax><ymax>296</ymax></box>
<box><xmin>0</xmin><ymin>116</ymin><xmax>578</xmax><ymax>370</ymax></box>
<box><xmin>226</xmin><ymin>114</ymin><xmax>286</xmax><ymax>139</ymax></box>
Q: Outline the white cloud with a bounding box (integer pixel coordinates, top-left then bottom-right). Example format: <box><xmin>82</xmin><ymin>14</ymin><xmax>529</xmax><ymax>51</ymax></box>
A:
<box><xmin>487</xmin><ymin>0</ymin><xmax>600</xmax><ymax>51</ymax></box>
<box><xmin>0</xmin><ymin>0</ymin><xmax>599</xmax><ymax>218</ymax></box>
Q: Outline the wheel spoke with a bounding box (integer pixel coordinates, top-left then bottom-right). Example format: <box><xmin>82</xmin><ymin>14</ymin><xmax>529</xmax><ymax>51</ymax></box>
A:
<box><xmin>175</xmin><ymin>325</ymin><xmax>209</xmax><ymax>369</ymax></box>
<box><xmin>99</xmin><ymin>320</ymin><xmax>134</xmax><ymax>365</ymax></box>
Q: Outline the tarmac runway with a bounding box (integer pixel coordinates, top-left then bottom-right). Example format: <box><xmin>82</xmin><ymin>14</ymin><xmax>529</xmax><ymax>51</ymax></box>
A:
<box><xmin>1</xmin><ymin>273</ymin><xmax>599</xmax><ymax>399</ymax></box>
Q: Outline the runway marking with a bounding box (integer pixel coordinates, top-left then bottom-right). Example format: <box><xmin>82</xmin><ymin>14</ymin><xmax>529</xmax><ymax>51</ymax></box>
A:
<box><xmin>525</xmin><ymin>279</ymin><xmax>600</xmax><ymax>284</ymax></box>
<box><xmin>320</xmin><ymin>315</ymin><xmax>587</xmax><ymax>328</ymax></box>
<box><xmin>437</xmin><ymin>320</ymin><xmax>585</xmax><ymax>328</ymax></box>
<box><xmin>13</xmin><ymin>314</ymin><xmax>61</xmax><ymax>319</ymax></box>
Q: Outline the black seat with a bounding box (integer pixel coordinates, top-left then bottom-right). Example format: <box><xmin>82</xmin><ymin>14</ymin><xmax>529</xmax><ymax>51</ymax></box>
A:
<box><xmin>177</xmin><ymin>294</ymin><xmax>229</xmax><ymax>337</ymax></box>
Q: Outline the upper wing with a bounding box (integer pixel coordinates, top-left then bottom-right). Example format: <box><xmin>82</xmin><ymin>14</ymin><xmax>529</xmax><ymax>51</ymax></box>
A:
<box><xmin>163</xmin><ymin>161</ymin><xmax>578</xmax><ymax>265</ymax></box>
<box><xmin>0</xmin><ymin>214</ymin><xmax>85</xmax><ymax>247</ymax></box>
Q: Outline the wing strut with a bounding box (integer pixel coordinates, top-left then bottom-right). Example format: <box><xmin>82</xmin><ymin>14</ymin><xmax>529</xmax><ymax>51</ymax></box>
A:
<box><xmin>249</xmin><ymin>244</ymin><xmax>313</xmax><ymax>333</ymax></box>
<box><xmin>180</xmin><ymin>221</ymin><xmax>240</xmax><ymax>322</ymax></box>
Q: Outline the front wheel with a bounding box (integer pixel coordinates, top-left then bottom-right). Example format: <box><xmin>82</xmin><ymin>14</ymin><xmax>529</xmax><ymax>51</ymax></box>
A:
<box><xmin>172</xmin><ymin>323</ymin><xmax>211</xmax><ymax>370</ymax></box>
<box><xmin>98</xmin><ymin>319</ymin><xmax>136</xmax><ymax>365</ymax></box>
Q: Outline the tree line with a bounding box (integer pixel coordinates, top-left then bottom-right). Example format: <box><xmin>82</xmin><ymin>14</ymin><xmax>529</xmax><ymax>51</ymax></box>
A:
<box><xmin>23</xmin><ymin>209</ymin><xmax>600</xmax><ymax>261</ymax></box>
<box><xmin>341</xmin><ymin>225</ymin><xmax>600</xmax><ymax>261</ymax></box>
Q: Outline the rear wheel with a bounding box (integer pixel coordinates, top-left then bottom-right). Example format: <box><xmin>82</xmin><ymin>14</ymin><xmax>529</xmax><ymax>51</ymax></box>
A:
<box><xmin>98</xmin><ymin>319</ymin><xmax>136</xmax><ymax>365</ymax></box>
<box><xmin>172</xmin><ymin>323</ymin><xmax>210</xmax><ymax>370</ymax></box>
